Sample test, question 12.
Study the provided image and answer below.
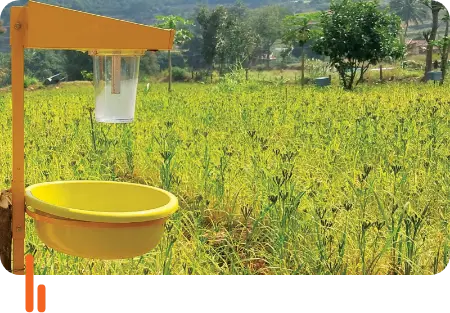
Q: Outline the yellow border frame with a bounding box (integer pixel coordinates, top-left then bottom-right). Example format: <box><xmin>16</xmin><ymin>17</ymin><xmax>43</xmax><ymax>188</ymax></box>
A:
<box><xmin>9</xmin><ymin>1</ymin><xmax>175</xmax><ymax>275</ymax></box>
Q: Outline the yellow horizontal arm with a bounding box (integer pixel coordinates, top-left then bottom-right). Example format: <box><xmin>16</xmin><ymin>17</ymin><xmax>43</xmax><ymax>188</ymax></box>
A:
<box><xmin>11</xmin><ymin>1</ymin><xmax>175</xmax><ymax>51</ymax></box>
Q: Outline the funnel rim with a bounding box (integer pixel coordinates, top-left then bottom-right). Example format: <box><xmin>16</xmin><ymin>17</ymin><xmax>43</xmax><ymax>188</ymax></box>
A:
<box><xmin>88</xmin><ymin>49</ymin><xmax>146</xmax><ymax>56</ymax></box>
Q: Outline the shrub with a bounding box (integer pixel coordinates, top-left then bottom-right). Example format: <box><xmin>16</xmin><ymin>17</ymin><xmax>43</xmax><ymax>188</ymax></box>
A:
<box><xmin>172</xmin><ymin>67</ymin><xmax>188</xmax><ymax>82</ymax></box>
<box><xmin>24</xmin><ymin>75</ymin><xmax>38</xmax><ymax>88</ymax></box>
<box><xmin>255</xmin><ymin>64</ymin><xmax>266</xmax><ymax>72</ymax></box>
<box><xmin>81</xmin><ymin>70</ymin><xmax>94</xmax><ymax>81</ymax></box>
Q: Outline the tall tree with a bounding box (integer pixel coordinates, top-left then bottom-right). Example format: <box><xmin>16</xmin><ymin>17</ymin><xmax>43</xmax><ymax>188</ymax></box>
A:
<box><xmin>434</xmin><ymin>9</ymin><xmax>450</xmax><ymax>84</ymax></box>
<box><xmin>196</xmin><ymin>6</ymin><xmax>227</xmax><ymax>72</ymax></box>
<box><xmin>182</xmin><ymin>35</ymin><xmax>206</xmax><ymax>72</ymax></box>
<box><xmin>314</xmin><ymin>0</ymin><xmax>405</xmax><ymax>90</ymax></box>
<box><xmin>422</xmin><ymin>0</ymin><xmax>445</xmax><ymax>81</ymax></box>
<box><xmin>216</xmin><ymin>3</ymin><xmax>257</xmax><ymax>72</ymax></box>
<box><xmin>282</xmin><ymin>12</ymin><xmax>321</xmax><ymax>86</ymax></box>
<box><xmin>390</xmin><ymin>0</ymin><xmax>428</xmax><ymax>38</ymax></box>
<box><xmin>156</xmin><ymin>15</ymin><xmax>193</xmax><ymax>92</ymax></box>
<box><xmin>250</xmin><ymin>6</ymin><xmax>288</xmax><ymax>68</ymax></box>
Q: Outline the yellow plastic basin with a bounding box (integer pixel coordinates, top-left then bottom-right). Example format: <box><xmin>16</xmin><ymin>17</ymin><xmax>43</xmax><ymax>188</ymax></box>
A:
<box><xmin>25</xmin><ymin>181</ymin><xmax>178</xmax><ymax>260</ymax></box>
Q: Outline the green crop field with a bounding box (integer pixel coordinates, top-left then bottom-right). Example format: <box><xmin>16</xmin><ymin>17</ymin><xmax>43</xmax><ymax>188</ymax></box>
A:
<box><xmin>0</xmin><ymin>80</ymin><xmax>449</xmax><ymax>275</ymax></box>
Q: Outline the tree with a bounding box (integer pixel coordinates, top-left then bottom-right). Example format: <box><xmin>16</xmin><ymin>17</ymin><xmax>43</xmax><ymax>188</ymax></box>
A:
<box><xmin>62</xmin><ymin>50</ymin><xmax>93</xmax><ymax>81</ymax></box>
<box><xmin>314</xmin><ymin>0</ymin><xmax>405</xmax><ymax>90</ymax></box>
<box><xmin>250</xmin><ymin>6</ymin><xmax>288</xmax><ymax>68</ymax></box>
<box><xmin>0</xmin><ymin>52</ymin><xmax>11</xmax><ymax>87</ymax></box>
<box><xmin>195</xmin><ymin>3</ymin><xmax>257</xmax><ymax>75</ymax></box>
<box><xmin>216</xmin><ymin>3</ymin><xmax>258</xmax><ymax>73</ymax></box>
<box><xmin>156</xmin><ymin>15</ymin><xmax>193</xmax><ymax>92</ymax></box>
<box><xmin>282</xmin><ymin>12</ymin><xmax>321</xmax><ymax>85</ymax></box>
<box><xmin>196</xmin><ymin>6</ymin><xmax>227</xmax><ymax>72</ymax></box>
<box><xmin>422</xmin><ymin>0</ymin><xmax>445</xmax><ymax>81</ymax></box>
<box><xmin>0</xmin><ymin>20</ymin><xmax>5</xmax><ymax>34</ymax></box>
<box><xmin>182</xmin><ymin>35</ymin><xmax>207</xmax><ymax>71</ymax></box>
<box><xmin>390</xmin><ymin>0</ymin><xmax>428</xmax><ymax>38</ymax></box>
<box><xmin>440</xmin><ymin>10</ymin><xmax>449</xmax><ymax>85</ymax></box>
<box><xmin>139</xmin><ymin>51</ymin><xmax>160</xmax><ymax>77</ymax></box>
<box><xmin>432</xmin><ymin>9</ymin><xmax>450</xmax><ymax>84</ymax></box>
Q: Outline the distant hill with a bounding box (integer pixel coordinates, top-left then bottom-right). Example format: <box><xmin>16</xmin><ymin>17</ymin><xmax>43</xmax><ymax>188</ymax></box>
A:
<box><xmin>0</xmin><ymin>0</ymin><xmax>331</xmax><ymax>52</ymax></box>
<box><xmin>0</xmin><ymin>0</ymin><xmax>327</xmax><ymax>25</ymax></box>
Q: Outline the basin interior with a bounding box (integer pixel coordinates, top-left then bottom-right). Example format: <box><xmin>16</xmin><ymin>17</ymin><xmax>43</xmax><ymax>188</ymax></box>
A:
<box><xmin>31</xmin><ymin>182</ymin><xmax>169</xmax><ymax>212</ymax></box>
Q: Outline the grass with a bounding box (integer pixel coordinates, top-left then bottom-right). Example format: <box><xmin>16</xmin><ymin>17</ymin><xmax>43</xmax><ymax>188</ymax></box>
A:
<box><xmin>407</xmin><ymin>53</ymin><xmax>442</xmax><ymax>64</ymax></box>
<box><xmin>0</xmin><ymin>80</ymin><xmax>449</xmax><ymax>275</ymax></box>
<box><xmin>244</xmin><ymin>68</ymin><xmax>425</xmax><ymax>89</ymax></box>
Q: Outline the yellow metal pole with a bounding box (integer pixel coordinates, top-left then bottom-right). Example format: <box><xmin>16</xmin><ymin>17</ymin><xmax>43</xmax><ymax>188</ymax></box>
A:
<box><xmin>11</xmin><ymin>7</ymin><xmax>26</xmax><ymax>275</ymax></box>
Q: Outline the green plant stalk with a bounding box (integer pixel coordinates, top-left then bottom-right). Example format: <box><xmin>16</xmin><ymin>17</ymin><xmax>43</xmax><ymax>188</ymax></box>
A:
<box><xmin>88</xmin><ymin>109</ymin><xmax>97</xmax><ymax>152</ymax></box>
<box><xmin>353</xmin><ymin>179</ymin><xmax>371</xmax><ymax>275</ymax></box>
<box><xmin>203</xmin><ymin>140</ymin><xmax>211</xmax><ymax>197</ymax></box>
<box><xmin>330</xmin><ymin>229</ymin><xmax>347</xmax><ymax>275</ymax></box>
<box><xmin>315</xmin><ymin>223</ymin><xmax>325</xmax><ymax>273</ymax></box>
<box><xmin>124</xmin><ymin>126</ymin><xmax>134</xmax><ymax>174</ymax></box>
<box><xmin>162</xmin><ymin>236</ymin><xmax>177</xmax><ymax>275</ymax></box>
<box><xmin>160</xmin><ymin>157</ymin><xmax>174</xmax><ymax>191</ymax></box>
<box><xmin>404</xmin><ymin>219</ymin><xmax>413</xmax><ymax>275</ymax></box>
<box><xmin>444</xmin><ymin>210</ymin><xmax>449</xmax><ymax>270</ymax></box>
<box><xmin>358</xmin><ymin>227</ymin><xmax>367</xmax><ymax>275</ymax></box>
<box><xmin>215</xmin><ymin>151</ymin><xmax>228</xmax><ymax>204</ymax></box>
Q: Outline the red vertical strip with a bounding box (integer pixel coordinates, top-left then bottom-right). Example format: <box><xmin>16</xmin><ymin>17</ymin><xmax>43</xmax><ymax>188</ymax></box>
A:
<box><xmin>36</xmin><ymin>284</ymin><xmax>47</xmax><ymax>313</ymax></box>
<box><xmin>24</xmin><ymin>254</ymin><xmax>34</xmax><ymax>313</ymax></box>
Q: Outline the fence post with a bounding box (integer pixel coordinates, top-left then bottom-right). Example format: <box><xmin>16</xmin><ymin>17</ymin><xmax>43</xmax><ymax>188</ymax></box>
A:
<box><xmin>379</xmin><ymin>64</ymin><xmax>383</xmax><ymax>81</ymax></box>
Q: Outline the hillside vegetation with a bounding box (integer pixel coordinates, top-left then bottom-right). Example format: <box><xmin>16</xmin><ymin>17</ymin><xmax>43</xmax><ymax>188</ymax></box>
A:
<box><xmin>0</xmin><ymin>0</ymin><xmax>328</xmax><ymax>52</ymax></box>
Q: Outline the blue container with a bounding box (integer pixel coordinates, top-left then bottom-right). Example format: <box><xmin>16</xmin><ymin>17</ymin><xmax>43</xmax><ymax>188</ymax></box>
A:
<box><xmin>427</xmin><ymin>71</ymin><xmax>442</xmax><ymax>81</ymax></box>
<box><xmin>315</xmin><ymin>77</ymin><xmax>331</xmax><ymax>87</ymax></box>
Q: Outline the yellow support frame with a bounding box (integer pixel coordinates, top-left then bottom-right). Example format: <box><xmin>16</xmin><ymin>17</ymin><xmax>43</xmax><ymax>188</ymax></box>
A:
<box><xmin>9</xmin><ymin>1</ymin><xmax>175</xmax><ymax>275</ymax></box>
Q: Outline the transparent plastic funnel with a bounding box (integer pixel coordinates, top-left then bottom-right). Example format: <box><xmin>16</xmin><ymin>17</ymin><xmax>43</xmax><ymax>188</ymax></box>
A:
<box><xmin>90</xmin><ymin>50</ymin><xmax>144</xmax><ymax>123</ymax></box>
